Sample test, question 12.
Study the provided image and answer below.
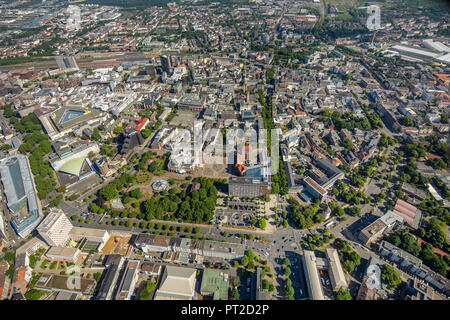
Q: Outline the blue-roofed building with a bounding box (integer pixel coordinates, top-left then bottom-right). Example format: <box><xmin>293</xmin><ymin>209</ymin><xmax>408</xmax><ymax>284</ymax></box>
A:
<box><xmin>245</xmin><ymin>166</ymin><xmax>265</xmax><ymax>179</ymax></box>
<box><xmin>0</xmin><ymin>155</ymin><xmax>43</xmax><ymax>238</ymax></box>
<box><xmin>10</xmin><ymin>136</ymin><xmax>21</xmax><ymax>150</ymax></box>
<box><xmin>241</xmin><ymin>110</ymin><xmax>256</xmax><ymax>121</ymax></box>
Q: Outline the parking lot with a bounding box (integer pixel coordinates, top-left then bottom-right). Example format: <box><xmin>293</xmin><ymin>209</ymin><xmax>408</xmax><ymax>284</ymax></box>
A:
<box><xmin>216</xmin><ymin>208</ymin><xmax>257</xmax><ymax>227</ymax></box>
<box><xmin>227</xmin><ymin>199</ymin><xmax>264</xmax><ymax>211</ymax></box>
<box><xmin>216</xmin><ymin>199</ymin><xmax>265</xmax><ymax>228</ymax></box>
<box><xmin>283</xmin><ymin>251</ymin><xmax>308</xmax><ymax>300</ymax></box>
<box><xmin>168</xmin><ymin>110</ymin><xmax>197</xmax><ymax>127</ymax></box>
<box><xmin>79</xmin><ymin>212</ymin><xmax>102</xmax><ymax>224</ymax></box>
<box><xmin>318</xmin><ymin>268</ymin><xmax>334</xmax><ymax>299</ymax></box>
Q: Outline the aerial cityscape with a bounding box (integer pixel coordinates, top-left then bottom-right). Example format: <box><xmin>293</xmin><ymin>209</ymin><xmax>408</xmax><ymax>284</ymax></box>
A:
<box><xmin>0</xmin><ymin>0</ymin><xmax>449</xmax><ymax>304</ymax></box>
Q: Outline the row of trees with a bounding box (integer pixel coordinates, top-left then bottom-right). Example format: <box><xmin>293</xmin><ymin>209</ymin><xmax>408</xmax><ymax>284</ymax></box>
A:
<box><xmin>4</xmin><ymin>107</ymin><xmax>56</xmax><ymax>200</ymax></box>
<box><xmin>271</xmin><ymin>157</ymin><xmax>289</xmax><ymax>195</ymax></box>
<box><xmin>284</xmin><ymin>278</ymin><xmax>295</xmax><ymax>300</ymax></box>
<box><xmin>258</xmin><ymin>90</ymin><xmax>288</xmax><ymax>195</ymax></box>
<box><xmin>0</xmin><ymin>55</ymin><xmax>50</xmax><ymax>66</ymax></box>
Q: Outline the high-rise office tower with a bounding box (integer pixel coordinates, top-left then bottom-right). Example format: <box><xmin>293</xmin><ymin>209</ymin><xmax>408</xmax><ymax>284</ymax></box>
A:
<box><xmin>161</xmin><ymin>55</ymin><xmax>172</xmax><ymax>74</ymax></box>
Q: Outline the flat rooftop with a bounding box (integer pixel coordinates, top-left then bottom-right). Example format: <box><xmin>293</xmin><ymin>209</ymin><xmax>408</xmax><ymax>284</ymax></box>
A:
<box><xmin>35</xmin><ymin>273</ymin><xmax>96</xmax><ymax>295</ymax></box>
<box><xmin>46</xmin><ymin>246</ymin><xmax>80</xmax><ymax>258</ymax></box>
<box><xmin>69</xmin><ymin>227</ymin><xmax>108</xmax><ymax>239</ymax></box>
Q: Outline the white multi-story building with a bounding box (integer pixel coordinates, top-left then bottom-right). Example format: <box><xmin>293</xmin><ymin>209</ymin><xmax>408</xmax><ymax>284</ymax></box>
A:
<box><xmin>325</xmin><ymin>248</ymin><xmax>348</xmax><ymax>291</ymax></box>
<box><xmin>69</xmin><ymin>227</ymin><xmax>109</xmax><ymax>251</ymax></box>
<box><xmin>154</xmin><ymin>265</ymin><xmax>197</xmax><ymax>300</ymax></box>
<box><xmin>37</xmin><ymin>208</ymin><xmax>73</xmax><ymax>247</ymax></box>
<box><xmin>302</xmin><ymin>250</ymin><xmax>325</xmax><ymax>300</ymax></box>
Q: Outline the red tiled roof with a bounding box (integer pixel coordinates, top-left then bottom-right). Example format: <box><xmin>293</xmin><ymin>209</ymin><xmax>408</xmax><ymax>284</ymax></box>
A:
<box><xmin>427</xmin><ymin>155</ymin><xmax>442</xmax><ymax>159</ymax></box>
<box><xmin>135</xmin><ymin>118</ymin><xmax>149</xmax><ymax>131</ymax></box>
<box><xmin>393</xmin><ymin>199</ymin><xmax>417</xmax><ymax>226</ymax></box>
<box><xmin>235</xmin><ymin>164</ymin><xmax>246</xmax><ymax>173</ymax></box>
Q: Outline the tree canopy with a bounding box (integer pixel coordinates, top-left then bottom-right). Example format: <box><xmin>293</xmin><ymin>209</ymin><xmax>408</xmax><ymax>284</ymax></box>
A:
<box><xmin>335</xmin><ymin>289</ymin><xmax>352</xmax><ymax>300</ymax></box>
<box><xmin>381</xmin><ymin>264</ymin><xmax>402</xmax><ymax>290</ymax></box>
